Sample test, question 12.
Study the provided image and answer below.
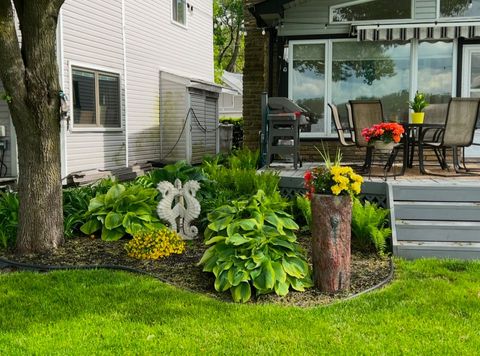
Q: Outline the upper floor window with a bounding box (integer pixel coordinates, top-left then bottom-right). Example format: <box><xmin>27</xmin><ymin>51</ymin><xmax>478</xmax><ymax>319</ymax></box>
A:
<box><xmin>331</xmin><ymin>0</ymin><xmax>411</xmax><ymax>23</ymax></box>
<box><xmin>172</xmin><ymin>0</ymin><xmax>187</xmax><ymax>25</ymax></box>
<box><xmin>440</xmin><ymin>0</ymin><xmax>480</xmax><ymax>18</ymax></box>
<box><xmin>72</xmin><ymin>67</ymin><xmax>121</xmax><ymax>128</ymax></box>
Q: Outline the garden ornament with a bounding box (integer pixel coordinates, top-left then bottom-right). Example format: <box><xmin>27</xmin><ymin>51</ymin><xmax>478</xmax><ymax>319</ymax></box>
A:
<box><xmin>156</xmin><ymin>179</ymin><xmax>201</xmax><ymax>239</ymax></box>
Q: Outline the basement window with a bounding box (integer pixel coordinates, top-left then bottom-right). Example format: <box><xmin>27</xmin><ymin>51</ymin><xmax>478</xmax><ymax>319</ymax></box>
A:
<box><xmin>72</xmin><ymin>67</ymin><xmax>121</xmax><ymax>128</ymax></box>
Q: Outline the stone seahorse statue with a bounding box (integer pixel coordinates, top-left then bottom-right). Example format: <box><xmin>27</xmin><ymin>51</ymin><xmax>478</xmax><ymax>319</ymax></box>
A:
<box><xmin>180</xmin><ymin>180</ymin><xmax>201</xmax><ymax>240</ymax></box>
<box><xmin>156</xmin><ymin>181</ymin><xmax>180</xmax><ymax>232</ymax></box>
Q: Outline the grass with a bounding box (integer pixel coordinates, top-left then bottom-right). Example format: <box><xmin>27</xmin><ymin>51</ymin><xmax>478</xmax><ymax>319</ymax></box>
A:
<box><xmin>0</xmin><ymin>259</ymin><xmax>479</xmax><ymax>354</ymax></box>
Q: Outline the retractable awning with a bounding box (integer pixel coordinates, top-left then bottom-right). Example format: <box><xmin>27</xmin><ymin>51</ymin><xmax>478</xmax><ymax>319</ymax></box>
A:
<box><xmin>353</xmin><ymin>22</ymin><xmax>480</xmax><ymax>41</ymax></box>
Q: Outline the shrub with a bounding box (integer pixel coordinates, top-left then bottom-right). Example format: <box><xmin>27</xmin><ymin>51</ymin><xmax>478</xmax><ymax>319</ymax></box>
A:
<box><xmin>291</xmin><ymin>194</ymin><xmax>312</xmax><ymax>233</ymax></box>
<box><xmin>135</xmin><ymin>161</ymin><xmax>208</xmax><ymax>188</ymax></box>
<box><xmin>351</xmin><ymin>198</ymin><xmax>391</xmax><ymax>255</ymax></box>
<box><xmin>63</xmin><ymin>186</ymin><xmax>96</xmax><ymax>239</ymax></box>
<box><xmin>0</xmin><ymin>191</ymin><xmax>19</xmax><ymax>249</ymax></box>
<box><xmin>80</xmin><ymin>183</ymin><xmax>164</xmax><ymax>241</ymax></box>
<box><xmin>125</xmin><ymin>228</ymin><xmax>185</xmax><ymax>260</ymax></box>
<box><xmin>199</xmin><ymin>190</ymin><xmax>312</xmax><ymax>303</ymax></box>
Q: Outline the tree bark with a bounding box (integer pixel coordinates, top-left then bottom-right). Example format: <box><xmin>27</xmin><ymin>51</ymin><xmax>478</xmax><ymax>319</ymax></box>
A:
<box><xmin>0</xmin><ymin>0</ymin><xmax>64</xmax><ymax>253</ymax></box>
<box><xmin>225</xmin><ymin>30</ymin><xmax>241</xmax><ymax>72</ymax></box>
<box><xmin>311</xmin><ymin>194</ymin><xmax>352</xmax><ymax>293</ymax></box>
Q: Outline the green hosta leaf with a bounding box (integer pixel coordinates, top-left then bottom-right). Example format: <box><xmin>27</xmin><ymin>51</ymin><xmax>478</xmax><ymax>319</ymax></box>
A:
<box><xmin>252</xmin><ymin>252</ymin><xmax>266</xmax><ymax>266</ymax></box>
<box><xmin>205</xmin><ymin>235</ymin><xmax>226</xmax><ymax>245</ymax></box>
<box><xmin>101</xmin><ymin>226</ymin><xmax>125</xmax><ymax>241</ymax></box>
<box><xmin>136</xmin><ymin>214</ymin><xmax>153</xmax><ymax>222</ymax></box>
<box><xmin>227</xmin><ymin>233</ymin><xmax>250</xmax><ymax>246</ymax></box>
<box><xmin>238</xmin><ymin>219</ymin><xmax>258</xmax><ymax>231</ymax></box>
<box><xmin>288</xmin><ymin>276</ymin><xmax>306</xmax><ymax>292</ymax></box>
<box><xmin>198</xmin><ymin>245</ymin><xmax>216</xmax><ymax>266</ymax></box>
<box><xmin>231</xmin><ymin>282</ymin><xmax>251</xmax><ymax>303</ymax></box>
<box><xmin>265</xmin><ymin>212</ymin><xmax>284</xmax><ymax>234</ymax></box>
<box><xmin>214</xmin><ymin>270</ymin><xmax>231</xmax><ymax>292</ymax></box>
<box><xmin>208</xmin><ymin>216</ymin><xmax>233</xmax><ymax>232</ymax></box>
<box><xmin>280</xmin><ymin>217</ymin><xmax>299</xmax><ymax>231</ymax></box>
<box><xmin>271</xmin><ymin>261</ymin><xmax>286</xmax><ymax>283</ymax></box>
<box><xmin>213</xmin><ymin>261</ymin><xmax>233</xmax><ymax>277</ymax></box>
<box><xmin>227</xmin><ymin>267</ymin><xmax>249</xmax><ymax>286</ymax></box>
<box><xmin>104</xmin><ymin>212</ymin><xmax>123</xmax><ymax>229</ymax></box>
<box><xmin>253</xmin><ymin>260</ymin><xmax>275</xmax><ymax>291</ymax></box>
<box><xmin>269</xmin><ymin>237</ymin><xmax>295</xmax><ymax>251</ymax></box>
<box><xmin>80</xmin><ymin>219</ymin><xmax>101</xmax><ymax>235</ymax></box>
<box><xmin>129</xmin><ymin>203</ymin><xmax>152</xmax><ymax>217</ymax></box>
<box><xmin>282</xmin><ymin>256</ymin><xmax>308</xmax><ymax>279</ymax></box>
<box><xmin>104</xmin><ymin>184</ymin><xmax>126</xmax><ymax>205</ymax></box>
<box><xmin>88</xmin><ymin>196</ymin><xmax>105</xmax><ymax>212</ymax></box>
<box><xmin>274</xmin><ymin>280</ymin><xmax>289</xmax><ymax>296</ymax></box>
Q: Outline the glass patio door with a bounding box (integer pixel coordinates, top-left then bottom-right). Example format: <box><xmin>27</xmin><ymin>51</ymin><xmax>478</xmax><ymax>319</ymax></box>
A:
<box><xmin>462</xmin><ymin>45</ymin><xmax>480</xmax><ymax>158</ymax></box>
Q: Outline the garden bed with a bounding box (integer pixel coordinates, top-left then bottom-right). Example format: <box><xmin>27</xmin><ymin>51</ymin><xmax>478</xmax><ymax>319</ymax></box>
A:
<box><xmin>1</xmin><ymin>234</ymin><xmax>391</xmax><ymax>307</ymax></box>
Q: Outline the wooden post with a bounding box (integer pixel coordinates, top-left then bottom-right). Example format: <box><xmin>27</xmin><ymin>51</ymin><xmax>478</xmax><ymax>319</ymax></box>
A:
<box><xmin>311</xmin><ymin>194</ymin><xmax>352</xmax><ymax>293</ymax></box>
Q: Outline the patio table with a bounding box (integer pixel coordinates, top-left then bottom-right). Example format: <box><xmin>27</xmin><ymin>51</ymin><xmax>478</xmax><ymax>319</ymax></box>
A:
<box><xmin>399</xmin><ymin>122</ymin><xmax>445</xmax><ymax>175</ymax></box>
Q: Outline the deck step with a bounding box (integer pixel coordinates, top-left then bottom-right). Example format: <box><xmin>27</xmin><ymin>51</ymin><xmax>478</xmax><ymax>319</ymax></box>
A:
<box><xmin>395</xmin><ymin>220</ymin><xmax>480</xmax><ymax>242</ymax></box>
<box><xmin>395</xmin><ymin>241</ymin><xmax>480</xmax><ymax>260</ymax></box>
<box><xmin>391</xmin><ymin>184</ymin><xmax>480</xmax><ymax>202</ymax></box>
<box><xmin>394</xmin><ymin>201</ymin><xmax>480</xmax><ymax>221</ymax></box>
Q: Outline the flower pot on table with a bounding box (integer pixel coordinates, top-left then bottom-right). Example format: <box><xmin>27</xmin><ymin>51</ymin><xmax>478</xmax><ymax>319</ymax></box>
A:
<box><xmin>411</xmin><ymin>112</ymin><xmax>425</xmax><ymax>124</ymax></box>
<box><xmin>310</xmin><ymin>194</ymin><xmax>351</xmax><ymax>293</ymax></box>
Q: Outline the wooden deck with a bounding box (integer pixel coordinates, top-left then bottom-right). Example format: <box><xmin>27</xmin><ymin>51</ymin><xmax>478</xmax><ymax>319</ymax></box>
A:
<box><xmin>259</xmin><ymin>161</ymin><xmax>480</xmax><ymax>260</ymax></box>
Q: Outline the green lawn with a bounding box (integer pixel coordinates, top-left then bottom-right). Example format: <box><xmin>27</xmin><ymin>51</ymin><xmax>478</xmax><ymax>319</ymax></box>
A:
<box><xmin>0</xmin><ymin>259</ymin><xmax>479</xmax><ymax>355</ymax></box>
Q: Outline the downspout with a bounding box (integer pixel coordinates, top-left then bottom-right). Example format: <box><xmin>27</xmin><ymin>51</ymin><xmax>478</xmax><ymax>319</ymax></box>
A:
<box><xmin>121</xmin><ymin>0</ymin><xmax>129</xmax><ymax>167</ymax></box>
<box><xmin>268</xmin><ymin>28</ymin><xmax>275</xmax><ymax>96</ymax></box>
<box><xmin>57</xmin><ymin>9</ymin><xmax>67</xmax><ymax>180</ymax></box>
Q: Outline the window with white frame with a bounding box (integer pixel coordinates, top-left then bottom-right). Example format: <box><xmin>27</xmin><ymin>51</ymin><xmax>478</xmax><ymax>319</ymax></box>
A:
<box><xmin>440</xmin><ymin>0</ymin><xmax>480</xmax><ymax>18</ymax></box>
<box><xmin>288</xmin><ymin>39</ymin><xmax>455</xmax><ymax>138</ymax></box>
<box><xmin>331</xmin><ymin>0</ymin><xmax>411</xmax><ymax>23</ymax></box>
<box><xmin>72</xmin><ymin>67</ymin><xmax>121</xmax><ymax>128</ymax></box>
<box><xmin>172</xmin><ymin>0</ymin><xmax>187</xmax><ymax>25</ymax></box>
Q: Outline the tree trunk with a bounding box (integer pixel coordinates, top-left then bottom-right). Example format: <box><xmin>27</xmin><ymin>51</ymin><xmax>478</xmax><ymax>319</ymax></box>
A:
<box><xmin>311</xmin><ymin>194</ymin><xmax>352</xmax><ymax>293</ymax></box>
<box><xmin>225</xmin><ymin>30</ymin><xmax>241</xmax><ymax>72</ymax></box>
<box><xmin>0</xmin><ymin>0</ymin><xmax>65</xmax><ymax>254</ymax></box>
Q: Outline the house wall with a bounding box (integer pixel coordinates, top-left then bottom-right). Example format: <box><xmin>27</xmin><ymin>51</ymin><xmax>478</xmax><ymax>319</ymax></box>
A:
<box><xmin>219</xmin><ymin>92</ymin><xmax>243</xmax><ymax>118</ymax></box>
<box><xmin>61</xmin><ymin>0</ymin><xmax>126</xmax><ymax>173</ymax></box>
<box><xmin>124</xmin><ymin>0</ymin><xmax>214</xmax><ymax>165</ymax></box>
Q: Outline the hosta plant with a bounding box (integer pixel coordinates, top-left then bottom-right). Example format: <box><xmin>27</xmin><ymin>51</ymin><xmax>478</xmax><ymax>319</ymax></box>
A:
<box><xmin>199</xmin><ymin>190</ymin><xmax>312</xmax><ymax>303</ymax></box>
<box><xmin>80</xmin><ymin>183</ymin><xmax>164</xmax><ymax>241</ymax></box>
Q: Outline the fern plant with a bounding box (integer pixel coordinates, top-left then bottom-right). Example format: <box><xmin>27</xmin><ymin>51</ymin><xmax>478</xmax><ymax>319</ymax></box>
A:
<box><xmin>351</xmin><ymin>198</ymin><xmax>391</xmax><ymax>255</ymax></box>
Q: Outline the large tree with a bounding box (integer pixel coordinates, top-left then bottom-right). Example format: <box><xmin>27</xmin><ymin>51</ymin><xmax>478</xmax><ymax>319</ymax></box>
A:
<box><xmin>0</xmin><ymin>0</ymin><xmax>64</xmax><ymax>254</ymax></box>
<box><xmin>214</xmin><ymin>0</ymin><xmax>244</xmax><ymax>77</ymax></box>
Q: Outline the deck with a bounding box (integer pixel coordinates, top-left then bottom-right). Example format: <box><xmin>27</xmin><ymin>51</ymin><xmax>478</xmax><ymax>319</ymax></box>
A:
<box><xmin>259</xmin><ymin>161</ymin><xmax>480</xmax><ymax>260</ymax></box>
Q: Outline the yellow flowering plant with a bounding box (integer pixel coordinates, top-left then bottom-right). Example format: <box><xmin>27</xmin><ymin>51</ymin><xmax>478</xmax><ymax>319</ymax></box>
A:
<box><xmin>125</xmin><ymin>227</ymin><xmax>186</xmax><ymax>260</ymax></box>
<box><xmin>304</xmin><ymin>145</ymin><xmax>363</xmax><ymax>198</ymax></box>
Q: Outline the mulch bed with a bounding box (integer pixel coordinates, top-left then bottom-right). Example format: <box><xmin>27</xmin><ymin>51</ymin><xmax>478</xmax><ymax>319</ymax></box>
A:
<box><xmin>0</xmin><ymin>234</ymin><xmax>392</xmax><ymax>307</ymax></box>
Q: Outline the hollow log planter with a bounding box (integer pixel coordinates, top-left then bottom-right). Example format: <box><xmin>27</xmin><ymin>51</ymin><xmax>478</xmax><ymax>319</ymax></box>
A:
<box><xmin>311</xmin><ymin>194</ymin><xmax>352</xmax><ymax>293</ymax></box>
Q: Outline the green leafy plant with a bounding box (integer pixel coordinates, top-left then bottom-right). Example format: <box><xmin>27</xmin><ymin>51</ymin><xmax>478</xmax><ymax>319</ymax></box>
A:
<box><xmin>227</xmin><ymin>147</ymin><xmax>259</xmax><ymax>170</ymax></box>
<box><xmin>408</xmin><ymin>91</ymin><xmax>429</xmax><ymax>113</ymax></box>
<box><xmin>125</xmin><ymin>228</ymin><xmax>185</xmax><ymax>260</ymax></box>
<box><xmin>291</xmin><ymin>194</ymin><xmax>312</xmax><ymax>232</ymax></box>
<box><xmin>135</xmin><ymin>161</ymin><xmax>208</xmax><ymax>188</ymax></box>
<box><xmin>80</xmin><ymin>183</ymin><xmax>164</xmax><ymax>241</ymax></box>
<box><xmin>199</xmin><ymin>190</ymin><xmax>312</xmax><ymax>303</ymax></box>
<box><xmin>0</xmin><ymin>191</ymin><xmax>19</xmax><ymax>248</ymax></box>
<box><xmin>351</xmin><ymin>198</ymin><xmax>391</xmax><ymax>255</ymax></box>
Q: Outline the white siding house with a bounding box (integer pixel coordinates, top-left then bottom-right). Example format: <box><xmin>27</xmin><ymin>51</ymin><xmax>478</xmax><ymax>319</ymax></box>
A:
<box><xmin>0</xmin><ymin>0</ymin><xmax>216</xmax><ymax>179</ymax></box>
<box><xmin>219</xmin><ymin>71</ymin><xmax>243</xmax><ymax>119</ymax></box>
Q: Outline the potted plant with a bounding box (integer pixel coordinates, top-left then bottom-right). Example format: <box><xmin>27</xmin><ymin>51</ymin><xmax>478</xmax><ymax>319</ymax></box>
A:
<box><xmin>304</xmin><ymin>148</ymin><xmax>363</xmax><ymax>293</ymax></box>
<box><xmin>361</xmin><ymin>122</ymin><xmax>405</xmax><ymax>151</ymax></box>
<box><xmin>409</xmin><ymin>91</ymin><xmax>429</xmax><ymax>124</ymax></box>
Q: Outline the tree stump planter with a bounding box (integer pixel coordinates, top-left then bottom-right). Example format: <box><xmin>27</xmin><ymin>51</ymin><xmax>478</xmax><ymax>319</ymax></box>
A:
<box><xmin>311</xmin><ymin>194</ymin><xmax>352</xmax><ymax>293</ymax></box>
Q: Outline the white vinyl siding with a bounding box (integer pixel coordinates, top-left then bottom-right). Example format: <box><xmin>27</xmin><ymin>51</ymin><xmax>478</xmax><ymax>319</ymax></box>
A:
<box><xmin>62</xmin><ymin>0</ymin><xmax>126</xmax><ymax>173</ymax></box>
<box><xmin>416</xmin><ymin>0</ymin><xmax>437</xmax><ymax>19</ymax></box>
<box><xmin>125</xmin><ymin>0</ymin><xmax>213</xmax><ymax>165</ymax></box>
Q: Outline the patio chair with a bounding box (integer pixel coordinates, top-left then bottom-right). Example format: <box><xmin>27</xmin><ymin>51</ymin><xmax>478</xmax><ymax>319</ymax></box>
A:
<box><xmin>328</xmin><ymin>103</ymin><xmax>355</xmax><ymax>147</ymax></box>
<box><xmin>345</xmin><ymin>103</ymin><xmax>355</xmax><ymax>143</ymax></box>
<box><xmin>349</xmin><ymin>100</ymin><xmax>385</xmax><ymax>171</ymax></box>
<box><xmin>418</xmin><ymin>97</ymin><xmax>480</xmax><ymax>174</ymax></box>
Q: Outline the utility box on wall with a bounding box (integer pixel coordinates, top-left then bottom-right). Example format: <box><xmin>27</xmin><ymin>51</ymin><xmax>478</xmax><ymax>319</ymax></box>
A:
<box><xmin>159</xmin><ymin>71</ymin><xmax>221</xmax><ymax>164</ymax></box>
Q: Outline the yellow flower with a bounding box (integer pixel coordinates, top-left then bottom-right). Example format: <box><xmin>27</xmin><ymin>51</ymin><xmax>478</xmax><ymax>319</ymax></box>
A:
<box><xmin>331</xmin><ymin>184</ymin><xmax>342</xmax><ymax>195</ymax></box>
<box><xmin>351</xmin><ymin>182</ymin><xmax>362</xmax><ymax>195</ymax></box>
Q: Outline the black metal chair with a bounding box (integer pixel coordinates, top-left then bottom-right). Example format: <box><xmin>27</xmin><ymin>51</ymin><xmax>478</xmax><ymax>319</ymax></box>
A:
<box><xmin>418</xmin><ymin>97</ymin><xmax>480</xmax><ymax>175</ymax></box>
